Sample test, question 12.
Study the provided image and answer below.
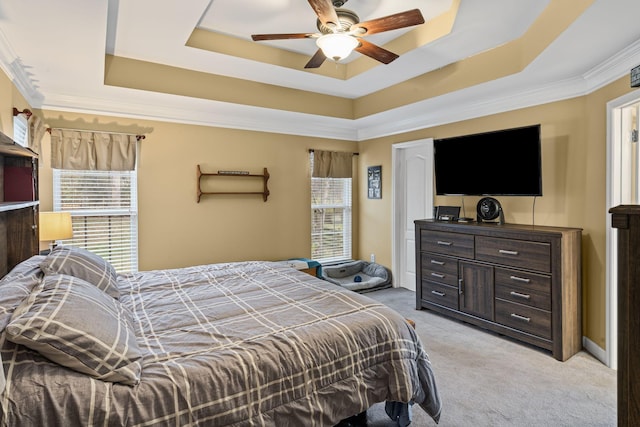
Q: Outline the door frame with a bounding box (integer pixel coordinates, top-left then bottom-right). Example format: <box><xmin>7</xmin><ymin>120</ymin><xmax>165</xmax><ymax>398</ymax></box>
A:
<box><xmin>605</xmin><ymin>88</ymin><xmax>640</xmax><ymax>369</ymax></box>
<box><xmin>391</xmin><ymin>138</ymin><xmax>434</xmax><ymax>289</ymax></box>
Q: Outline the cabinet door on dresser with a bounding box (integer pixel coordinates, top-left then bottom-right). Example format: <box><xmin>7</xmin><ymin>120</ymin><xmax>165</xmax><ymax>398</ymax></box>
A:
<box><xmin>458</xmin><ymin>261</ymin><xmax>494</xmax><ymax>321</ymax></box>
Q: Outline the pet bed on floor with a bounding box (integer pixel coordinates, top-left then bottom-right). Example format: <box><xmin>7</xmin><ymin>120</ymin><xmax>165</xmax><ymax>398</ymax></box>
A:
<box><xmin>321</xmin><ymin>260</ymin><xmax>391</xmax><ymax>292</ymax></box>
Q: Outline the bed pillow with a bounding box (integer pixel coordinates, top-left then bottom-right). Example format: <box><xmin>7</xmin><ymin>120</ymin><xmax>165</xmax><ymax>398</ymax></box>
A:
<box><xmin>40</xmin><ymin>246</ymin><xmax>120</xmax><ymax>299</ymax></box>
<box><xmin>0</xmin><ymin>255</ymin><xmax>45</xmax><ymax>331</ymax></box>
<box><xmin>5</xmin><ymin>274</ymin><xmax>142</xmax><ymax>386</ymax></box>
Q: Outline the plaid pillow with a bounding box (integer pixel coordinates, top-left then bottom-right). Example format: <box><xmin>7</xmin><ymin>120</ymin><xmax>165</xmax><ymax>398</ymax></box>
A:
<box><xmin>0</xmin><ymin>255</ymin><xmax>45</xmax><ymax>331</ymax></box>
<box><xmin>40</xmin><ymin>246</ymin><xmax>120</xmax><ymax>299</ymax></box>
<box><xmin>5</xmin><ymin>274</ymin><xmax>142</xmax><ymax>386</ymax></box>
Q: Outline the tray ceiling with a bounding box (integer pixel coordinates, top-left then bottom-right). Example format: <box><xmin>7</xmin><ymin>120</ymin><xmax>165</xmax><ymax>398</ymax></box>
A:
<box><xmin>0</xmin><ymin>0</ymin><xmax>639</xmax><ymax>140</ymax></box>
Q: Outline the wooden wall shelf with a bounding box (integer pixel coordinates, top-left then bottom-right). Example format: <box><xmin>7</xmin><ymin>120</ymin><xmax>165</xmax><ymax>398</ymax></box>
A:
<box><xmin>197</xmin><ymin>165</ymin><xmax>270</xmax><ymax>202</ymax></box>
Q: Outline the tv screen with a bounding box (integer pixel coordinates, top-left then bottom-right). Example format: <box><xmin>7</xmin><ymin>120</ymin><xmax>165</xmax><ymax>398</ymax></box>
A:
<box><xmin>434</xmin><ymin>124</ymin><xmax>542</xmax><ymax>196</ymax></box>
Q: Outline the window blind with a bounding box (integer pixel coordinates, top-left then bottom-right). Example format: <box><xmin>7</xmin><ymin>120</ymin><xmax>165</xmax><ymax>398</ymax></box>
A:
<box><xmin>13</xmin><ymin>115</ymin><xmax>28</xmax><ymax>147</ymax></box>
<box><xmin>53</xmin><ymin>169</ymin><xmax>138</xmax><ymax>272</ymax></box>
<box><xmin>311</xmin><ymin>153</ymin><xmax>352</xmax><ymax>263</ymax></box>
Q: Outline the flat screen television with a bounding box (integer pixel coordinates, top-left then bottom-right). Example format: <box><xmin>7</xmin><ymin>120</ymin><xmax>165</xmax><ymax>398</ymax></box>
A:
<box><xmin>434</xmin><ymin>124</ymin><xmax>542</xmax><ymax>196</ymax></box>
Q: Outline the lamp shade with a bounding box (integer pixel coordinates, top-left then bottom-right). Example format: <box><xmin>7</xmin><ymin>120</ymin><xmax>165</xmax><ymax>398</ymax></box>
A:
<box><xmin>39</xmin><ymin>211</ymin><xmax>73</xmax><ymax>242</ymax></box>
<box><xmin>316</xmin><ymin>33</ymin><xmax>359</xmax><ymax>61</ymax></box>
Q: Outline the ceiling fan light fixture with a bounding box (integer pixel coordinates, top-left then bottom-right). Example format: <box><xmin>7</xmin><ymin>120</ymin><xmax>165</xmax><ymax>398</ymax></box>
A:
<box><xmin>316</xmin><ymin>33</ymin><xmax>358</xmax><ymax>62</ymax></box>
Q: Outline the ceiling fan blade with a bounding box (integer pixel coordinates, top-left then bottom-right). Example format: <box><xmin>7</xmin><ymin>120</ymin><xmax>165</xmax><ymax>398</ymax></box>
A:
<box><xmin>355</xmin><ymin>39</ymin><xmax>399</xmax><ymax>64</ymax></box>
<box><xmin>351</xmin><ymin>9</ymin><xmax>425</xmax><ymax>36</ymax></box>
<box><xmin>307</xmin><ymin>0</ymin><xmax>340</xmax><ymax>30</ymax></box>
<box><xmin>251</xmin><ymin>33</ymin><xmax>316</xmax><ymax>41</ymax></box>
<box><xmin>304</xmin><ymin>49</ymin><xmax>327</xmax><ymax>69</ymax></box>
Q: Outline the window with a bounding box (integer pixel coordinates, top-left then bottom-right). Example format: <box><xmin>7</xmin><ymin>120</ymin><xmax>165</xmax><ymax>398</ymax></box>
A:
<box><xmin>53</xmin><ymin>169</ymin><xmax>138</xmax><ymax>272</ymax></box>
<box><xmin>13</xmin><ymin>115</ymin><xmax>28</xmax><ymax>147</ymax></box>
<box><xmin>311</xmin><ymin>154</ymin><xmax>352</xmax><ymax>263</ymax></box>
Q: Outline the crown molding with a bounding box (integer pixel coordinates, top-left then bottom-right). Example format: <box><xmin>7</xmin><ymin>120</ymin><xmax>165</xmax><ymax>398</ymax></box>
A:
<box><xmin>583</xmin><ymin>38</ymin><xmax>640</xmax><ymax>91</ymax></box>
<box><xmin>3</xmin><ymin>27</ymin><xmax>639</xmax><ymax>143</ymax></box>
<box><xmin>40</xmin><ymin>92</ymin><xmax>359</xmax><ymax>141</ymax></box>
<box><xmin>356</xmin><ymin>40</ymin><xmax>640</xmax><ymax>141</ymax></box>
<box><xmin>0</xmin><ymin>28</ymin><xmax>44</xmax><ymax>105</ymax></box>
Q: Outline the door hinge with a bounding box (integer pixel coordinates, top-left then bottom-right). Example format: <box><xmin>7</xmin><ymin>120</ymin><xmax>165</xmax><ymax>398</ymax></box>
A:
<box><xmin>632</xmin><ymin>129</ymin><xmax>639</xmax><ymax>143</ymax></box>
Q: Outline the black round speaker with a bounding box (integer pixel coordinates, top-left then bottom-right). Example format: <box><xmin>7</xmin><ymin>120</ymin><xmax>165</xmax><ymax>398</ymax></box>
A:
<box><xmin>477</xmin><ymin>197</ymin><xmax>504</xmax><ymax>223</ymax></box>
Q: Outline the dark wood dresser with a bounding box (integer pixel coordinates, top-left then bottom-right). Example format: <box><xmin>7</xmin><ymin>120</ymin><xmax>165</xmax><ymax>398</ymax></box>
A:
<box><xmin>414</xmin><ymin>220</ymin><xmax>582</xmax><ymax>361</ymax></box>
<box><xmin>609</xmin><ymin>205</ymin><xmax>640</xmax><ymax>426</ymax></box>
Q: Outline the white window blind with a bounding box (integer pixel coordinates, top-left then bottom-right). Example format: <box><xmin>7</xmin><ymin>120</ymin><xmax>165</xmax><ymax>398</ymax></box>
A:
<box><xmin>13</xmin><ymin>115</ymin><xmax>28</xmax><ymax>147</ymax></box>
<box><xmin>311</xmin><ymin>153</ymin><xmax>352</xmax><ymax>263</ymax></box>
<box><xmin>53</xmin><ymin>169</ymin><xmax>138</xmax><ymax>272</ymax></box>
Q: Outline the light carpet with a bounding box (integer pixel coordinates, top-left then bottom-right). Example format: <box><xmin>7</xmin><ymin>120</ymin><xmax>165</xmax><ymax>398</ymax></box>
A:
<box><xmin>364</xmin><ymin>287</ymin><xmax>616</xmax><ymax>427</ymax></box>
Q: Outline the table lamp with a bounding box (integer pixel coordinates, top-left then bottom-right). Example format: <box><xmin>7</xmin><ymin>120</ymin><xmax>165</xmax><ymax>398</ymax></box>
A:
<box><xmin>39</xmin><ymin>211</ymin><xmax>73</xmax><ymax>251</ymax></box>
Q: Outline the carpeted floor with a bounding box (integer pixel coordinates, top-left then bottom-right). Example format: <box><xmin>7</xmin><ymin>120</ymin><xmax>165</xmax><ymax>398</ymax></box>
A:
<box><xmin>364</xmin><ymin>287</ymin><xmax>616</xmax><ymax>427</ymax></box>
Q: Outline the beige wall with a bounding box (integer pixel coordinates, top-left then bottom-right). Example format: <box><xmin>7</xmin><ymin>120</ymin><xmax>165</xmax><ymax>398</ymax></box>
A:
<box><xmin>357</xmin><ymin>75</ymin><xmax>637</xmax><ymax>349</ymax></box>
<box><xmin>2</xmin><ymin>66</ymin><xmax>637</xmax><ymax>350</ymax></box>
<box><xmin>0</xmin><ymin>72</ymin><xmax>30</xmax><ymax>139</ymax></box>
<box><xmin>40</xmin><ymin>114</ymin><xmax>358</xmax><ymax>271</ymax></box>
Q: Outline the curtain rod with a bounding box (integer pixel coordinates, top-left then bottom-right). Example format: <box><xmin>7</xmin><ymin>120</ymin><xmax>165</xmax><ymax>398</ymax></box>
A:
<box><xmin>46</xmin><ymin>127</ymin><xmax>146</xmax><ymax>141</ymax></box>
<box><xmin>308</xmin><ymin>149</ymin><xmax>359</xmax><ymax>155</ymax></box>
<box><xmin>13</xmin><ymin>107</ymin><xmax>33</xmax><ymax>119</ymax></box>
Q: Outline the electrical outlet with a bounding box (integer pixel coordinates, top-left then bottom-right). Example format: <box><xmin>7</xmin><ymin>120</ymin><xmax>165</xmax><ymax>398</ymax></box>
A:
<box><xmin>370</xmin><ymin>253</ymin><xmax>375</xmax><ymax>263</ymax></box>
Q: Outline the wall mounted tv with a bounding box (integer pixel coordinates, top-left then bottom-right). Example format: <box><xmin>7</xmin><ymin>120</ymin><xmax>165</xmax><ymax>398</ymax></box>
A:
<box><xmin>434</xmin><ymin>124</ymin><xmax>542</xmax><ymax>196</ymax></box>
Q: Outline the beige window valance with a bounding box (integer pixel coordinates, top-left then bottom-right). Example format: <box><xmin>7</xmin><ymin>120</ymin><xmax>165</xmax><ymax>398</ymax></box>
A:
<box><xmin>28</xmin><ymin>114</ymin><xmax>46</xmax><ymax>155</ymax></box>
<box><xmin>50</xmin><ymin>129</ymin><xmax>137</xmax><ymax>171</ymax></box>
<box><xmin>312</xmin><ymin>150</ymin><xmax>354</xmax><ymax>178</ymax></box>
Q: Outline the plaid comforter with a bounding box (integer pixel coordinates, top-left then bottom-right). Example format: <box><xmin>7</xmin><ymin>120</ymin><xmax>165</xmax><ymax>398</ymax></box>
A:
<box><xmin>1</xmin><ymin>260</ymin><xmax>441</xmax><ymax>426</ymax></box>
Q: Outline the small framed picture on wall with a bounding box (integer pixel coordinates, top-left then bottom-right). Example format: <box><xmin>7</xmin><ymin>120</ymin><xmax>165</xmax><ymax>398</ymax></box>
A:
<box><xmin>368</xmin><ymin>165</ymin><xmax>382</xmax><ymax>199</ymax></box>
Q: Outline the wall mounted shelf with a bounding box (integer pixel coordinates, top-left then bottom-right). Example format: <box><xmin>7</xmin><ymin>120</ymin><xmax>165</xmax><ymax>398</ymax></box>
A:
<box><xmin>197</xmin><ymin>165</ymin><xmax>270</xmax><ymax>202</ymax></box>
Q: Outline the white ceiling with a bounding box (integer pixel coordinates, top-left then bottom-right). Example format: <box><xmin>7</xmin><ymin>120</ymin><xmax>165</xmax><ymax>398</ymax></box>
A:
<box><xmin>0</xmin><ymin>0</ymin><xmax>639</xmax><ymax>141</ymax></box>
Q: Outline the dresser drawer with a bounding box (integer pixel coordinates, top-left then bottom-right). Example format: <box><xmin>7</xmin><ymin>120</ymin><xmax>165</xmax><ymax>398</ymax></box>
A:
<box><xmin>476</xmin><ymin>236</ymin><xmax>551</xmax><ymax>272</ymax></box>
<box><xmin>422</xmin><ymin>253</ymin><xmax>458</xmax><ymax>275</ymax></box>
<box><xmin>495</xmin><ymin>267</ymin><xmax>551</xmax><ymax>310</ymax></box>
<box><xmin>422</xmin><ymin>281</ymin><xmax>459</xmax><ymax>310</ymax></box>
<box><xmin>424</xmin><ymin>269</ymin><xmax>458</xmax><ymax>286</ymax></box>
<box><xmin>495</xmin><ymin>299</ymin><xmax>551</xmax><ymax>340</ymax></box>
<box><xmin>421</xmin><ymin>253</ymin><xmax>458</xmax><ymax>286</ymax></box>
<box><xmin>421</xmin><ymin>230</ymin><xmax>474</xmax><ymax>258</ymax></box>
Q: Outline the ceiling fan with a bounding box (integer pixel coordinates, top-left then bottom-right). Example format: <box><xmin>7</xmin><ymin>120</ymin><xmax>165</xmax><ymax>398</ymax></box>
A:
<box><xmin>251</xmin><ymin>0</ymin><xmax>425</xmax><ymax>69</ymax></box>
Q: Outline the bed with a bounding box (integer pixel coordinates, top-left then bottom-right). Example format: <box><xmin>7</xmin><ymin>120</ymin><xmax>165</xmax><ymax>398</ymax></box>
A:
<box><xmin>0</xmin><ymin>246</ymin><xmax>441</xmax><ymax>426</ymax></box>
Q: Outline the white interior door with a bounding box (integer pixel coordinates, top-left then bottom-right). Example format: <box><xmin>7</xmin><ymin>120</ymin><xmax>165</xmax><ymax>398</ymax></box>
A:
<box><xmin>392</xmin><ymin>139</ymin><xmax>434</xmax><ymax>291</ymax></box>
<box><xmin>606</xmin><ymin>92</ymin><xmax>640</xmax><ymax>369</ymax></box>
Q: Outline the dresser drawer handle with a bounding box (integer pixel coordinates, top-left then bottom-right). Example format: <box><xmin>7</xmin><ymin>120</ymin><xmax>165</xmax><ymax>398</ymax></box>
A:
<box><xmin>510</xmin><ymin>313</ymin><xmax>531</xmax><ymax>322</ymax></box>
<box><xmin>430</xmin><ymin>260</ymin><xmax>445</xmax><ymax>265</ymax></box>
<box><xmin>431</xmin><ymin>272</ymin><xmax>445</xmax><ymax>278</ymax></box>
<box><xmin>499</xmin><ymin>249</ymin><xmax>519</xmax><ymax>256</ymax></box>
<box><xmin>437</xmin><ymin>240</ymin><xmax>453</xmax><ymax>246</ymax></box>
<box><xmin>510</xmin><ymin>291</ymin><xmax>531</xmax><ymax>300</ymax></box>
<box><xmin>431</xmin><ymin>290</ymin><xmax>446</xmax><ymax>297</ymax></box>
<box><xmin>510</xmin><ymin>275</ymin><xmax>531</xmax><ymax>283</ymax></box>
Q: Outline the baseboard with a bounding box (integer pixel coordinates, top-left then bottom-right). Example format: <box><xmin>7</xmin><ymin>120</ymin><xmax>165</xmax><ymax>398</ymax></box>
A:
<box><xmin>582</xmin><ymin>336</ymin><xmax>609</xmax><ymax>367</ymax></box>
